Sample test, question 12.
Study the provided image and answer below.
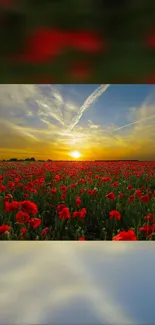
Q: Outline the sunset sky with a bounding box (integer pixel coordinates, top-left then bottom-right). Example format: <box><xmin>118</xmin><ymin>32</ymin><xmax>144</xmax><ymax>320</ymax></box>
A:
<box><xmin>0</xmin><ymin>84</ymin><xmax>155</xmax><ymax>160</ymax></box>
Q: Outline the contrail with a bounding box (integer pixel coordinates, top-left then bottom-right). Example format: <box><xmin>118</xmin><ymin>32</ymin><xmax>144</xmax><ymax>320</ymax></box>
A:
<box><xmin>111</xmin><ymin>113</ymin><xmax>155</xmax><ymax>133</ymax></box>
<box><xmin>65</xmin><ymin>84</ymin><xmax>110</xmax><ymax>132</ymax></box>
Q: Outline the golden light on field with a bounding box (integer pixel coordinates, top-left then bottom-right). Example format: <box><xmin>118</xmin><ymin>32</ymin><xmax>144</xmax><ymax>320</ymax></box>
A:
<box><xmin>69</xmin><ymin>151</ymin><xmax>82</xmax><ymax>159</ymax></box>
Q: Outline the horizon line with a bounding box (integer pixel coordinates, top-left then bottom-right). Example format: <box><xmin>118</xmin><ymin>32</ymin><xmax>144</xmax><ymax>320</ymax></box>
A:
<box><xmin>1</xmin><ymin>159</ymin><xmax>155</xmax><ymax>162</ymax></box>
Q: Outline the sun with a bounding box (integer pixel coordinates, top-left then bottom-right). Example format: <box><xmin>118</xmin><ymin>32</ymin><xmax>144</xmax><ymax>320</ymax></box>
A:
<box><xmin>69</xmin><ymin>151</ymin><xmax>82</xmax><ymax>159</ymax></box>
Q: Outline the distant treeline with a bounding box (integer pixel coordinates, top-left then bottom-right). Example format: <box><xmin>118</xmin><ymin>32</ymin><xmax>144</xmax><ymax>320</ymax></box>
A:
<box><xmin>0</xmin><ymin>158</ymin><xmax>53</xmax><ymax>162</ymax></box>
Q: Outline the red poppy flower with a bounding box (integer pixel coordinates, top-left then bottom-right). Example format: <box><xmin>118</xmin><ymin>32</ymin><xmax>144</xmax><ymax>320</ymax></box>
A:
<box><xmin>109</xmin><ymin>210</ymin><xmax>121</xmax><ymax>221</ymax></box>
<box><xmin>29</xmin><ymin>218</ymin><xmax>41</xmax><ymax>229</ymax></box>
<box><xmin>73</xmin><ymin>211</ymin><xmax>81</xmax><ymax>218</ymax></box>
<box><xmin>78</xmin><ymin>237</ymin><xmax>85</xmax><ymax>241</ymax></box>
<box><xmin>16</xmin><ymin>211</ymin><xmax>30</xmax><ymax>224</ymax></box>
<box><xmin>56</xmin><ymin>203</ymin><xmax>67</xmax><ymax>213</ymax></box>
<box><xmin>70</xmin><ymin>183</ymin><xmax>77</xmax><ymax>189</ymax></box>
<box><xmin>50</xmin><ymin>188</ymin><xmax>57</xmax><ymax>194</ymax></box>
<box><xmin>128</xmin><ymin>195</ymin><xmax>135</xmax><ymax>203</ymax></box>
<box><xmin>41</xmin><ymin>227</ymin><xmax>50</xmax><ymax>238</ymax></box>
<box><xmin>135</xmin><ymin>189</ymin><xmax>142</xmax><ymax>198</ymax></box>
<box><xmin>59</xmin><ymin>207</ymin><xmax>71</xmax><ymax>220</ymax></box>
<box><xmin>4</xmin><ymin>201</ymin><xmax>19</xmax><ymax>212</ymax></box>
<box><xmin>75</xmin><ymin>197</ymin><xmax>81</xmax><ymax>207</ymax></box>
<box><xmin>60</xmin><ymin>185</ymin><xmax>67</xmax><ymax>192</ymax></box>
<box><xmin>55</xmin><ymin>175</ymin><xmax>61</xmax><ymax>181</ymax></box>
<box><xmin>127</xmin><ymin>184</ymin><xmax>133</xmax><ymax>190</ymax></box>
<box><xmin>61</xmin><ymin>193</ymin><xmax>66</xmax><ymax>200</ymax></box>
<box><xmin>111</xmin><ymin>181</ymin><xmax>119</xmax><ymax>187</ymax></box>
<box><xmin>112</xmin><ymin>229</ymin><xmax>136</xmax><ymax>241</ymax></box>
<box><xmin>0</xmin><ymin>224</ymin><xmax>10</xmax><ymax>234</ymax></box>
<box><xmin>140</xmin><ymin>195</ymin><xmax>149</xmax><ymax>204</ymax></box>
<box><xmin>80</xmin><ymin>208</ymin><xmax>87</xmax><ymax>218</ymax></box>
<box><xmin>139</xmin><ymin>224</ymin><xmax>155</xmax><ymax>237</ymax></box>
<box><xmin>73</xmin><ymin>208</ymin><xmax>86</xmax><ymax>219</ymax></box>
<box><xmin>144</xmin><ymin>213</ymin><xmax>154</xmax><ymax>223</ymax></box>
<box><xmin>0</xmin><ymin>185</ymin><xmax>6</xmax><ymax>192</ymax></box>
<box><xmin>105</xmin><ymin>192</ymin><xmax>116</xmax><ymax>200</ymax></box>
<box><xmin>20</xmin><ymin>227</ymin><xmax>27</xmax><ymax>237</ymax></box>
<box><xmin>20</xmin><ymin>200</ymin><xmax>38</xmax><ymax>215</ymax></box>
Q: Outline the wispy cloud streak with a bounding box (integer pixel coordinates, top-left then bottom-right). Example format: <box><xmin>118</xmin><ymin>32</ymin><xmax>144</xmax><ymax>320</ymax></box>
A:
<box><xmin>0</xmin><ymin>84</ymin><xmax>65</xmax><ymax>126</ymax></box>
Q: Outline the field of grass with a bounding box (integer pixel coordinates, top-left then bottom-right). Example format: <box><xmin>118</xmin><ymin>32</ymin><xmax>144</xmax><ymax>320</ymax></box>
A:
<box><xmin>0</xmin><ymin>161</ymin><xmax>155</xmax><ymax>240</ymax></box>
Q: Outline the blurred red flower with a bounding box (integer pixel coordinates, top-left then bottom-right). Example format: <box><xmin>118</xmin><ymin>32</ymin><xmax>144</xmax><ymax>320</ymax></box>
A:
<box><xmin>59</xmin><ymin>207</ymin><xmax>71</xmax><ymax>220</ymax></box>
<box><xmin>111</xmin><ymin>181</ymin><xmax>119</xmax><ymax>187</ymax></box>
<box><xmin>140</xmin><ymin>194</ymin><xmax>149</xmax><ymax>204</ymax></box>
<box><xmin>20</xmin><ymin>200</ymin><xmax>38</xmax><ymax>215</ymax></box>
<box><xmin>0</xmin><ymin>224</ymin><xmax>10</xmax><ymax>234</ymax></box>
<box><xmin>20</xmin><ymin>227</ymin><xmax>27</xmax><ymax>237</ymax></box>
<box><xmin>119</xmin><ymin>192</ymin><xmax>125</xmax><ymax>199</ymax></box>
<box><xmin>135</xmin><ymin>189</ymin><xmax>142</xmax><ymax>198</ymax></box>
<box><xmin>73</xmin><ymin>207</ymin><xmax>86</xmax><ymax>219</ymax></box>
<box><xmin>128</xmin><ymin>195</ymin><xmax>135</xmax><ymax>203</ymax></box>
<box><xmin>109</xmin><ymin>210</ymin><xmax>121</xmax><ymax>221</ymax></box>
<box><xmin>105</xmin><ymin>192</ymin><xmax>116</xmax><ymax>200</ymax></box>
<box><xmin>75</xmin><ymin>197</ymin><xmax>81</xmax><ymax>207</ymax></box>
<box><xmin>29</xmin><ymin>218</ymin><xmax>41</xmax><ymax>229</ymax></box>
<box><xmin>0</xmin><ymin>185</ymin><xmax>6</xmax><ymax>192</ymax></box>
<box><xmin>18</xmin><ymin>28</ymin><xmax>67</xmax><ymax>63</ymax></box>
<box><xmin>4</xmin><ymin>201</ymin><xmax>19</xmax><ymax>212</ymax></box>
<box><xmin>139</xmin><ymin>224</ymin><xmax>155</xmax><ymax>237</ymax></box>
<box><xmin>127</xmin><ymin>184</ymin><xmax>133</xmax><ymax>190</ymax></box>
<box><xmin>112</xmin><ymin>230</ymin><xmax>136</xmax><ymax>241</ymax></box>
<box><xmin>0</xmin><ymin>0</ymin><xmax>15</xmax><ymax>8</ymax></box>
<box><xmin>144</xmin><ymin>213</ymin><xmax>154</xmax><ymax>223</ymax></box>
<box><xmin>41</xmin><ymin>227</ymin><xmax>50</xmax><ymax>238</ymax></box>
<box><xmin>70</xmin><ymin>30</ymin><xmax>104</xmax><ymax>53</ymax></box>
<box><xmin>145</xmin><ymin>29</ymin><xmax>155</xmax><ymax>48</ymax></box>
<box><xmin>69</xmin><ymin>61</ymin><xmax>93</xmax><ymax>80</ymax></box>
<box><xmin>16</xmin><ymin>211</ymin><xmax>30</xmax><ymax>224</ymax></box>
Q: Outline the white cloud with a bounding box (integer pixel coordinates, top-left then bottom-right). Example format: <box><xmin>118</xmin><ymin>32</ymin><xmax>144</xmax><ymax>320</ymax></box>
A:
<box><xmin>88</xmin><ymin>120</ymin><xmax>100</xmax><ymax>129</ymax></box>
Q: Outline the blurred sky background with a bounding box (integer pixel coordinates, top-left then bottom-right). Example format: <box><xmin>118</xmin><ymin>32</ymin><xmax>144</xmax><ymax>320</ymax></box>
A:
<box><xmin>0</xmin><ymin>242</ymin><xmax>155</xmax><ymax>324</ymax></box>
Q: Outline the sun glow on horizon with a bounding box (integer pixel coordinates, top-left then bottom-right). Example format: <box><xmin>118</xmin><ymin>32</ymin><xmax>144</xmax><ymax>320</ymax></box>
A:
<box><xmin>69</xmin><ymin>151</ymin><xmax>82</xmax><ymax>159</ymax></box>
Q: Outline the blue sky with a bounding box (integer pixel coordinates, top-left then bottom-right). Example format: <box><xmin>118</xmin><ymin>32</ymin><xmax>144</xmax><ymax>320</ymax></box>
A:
<box><xmin>74</xmin><ymin>84</ymin><xmax>155</xmax><ymax>127</ymax></box>
<box><xmin>0</xmin><ymin>84</ymin><xmax>155</xmax><ymax>160</ymax></box>
<box><xmin>0</xmin><ymin>242</ymin><xmax>155</xmax><ymax>324</ymax></box>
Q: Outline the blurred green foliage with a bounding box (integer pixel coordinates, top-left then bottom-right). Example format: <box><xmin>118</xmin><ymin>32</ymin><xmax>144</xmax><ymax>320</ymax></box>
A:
<box><xmin>0</xmin><ymin>0</ymin><xmax>155</xmax><ymax>82</ymax></box>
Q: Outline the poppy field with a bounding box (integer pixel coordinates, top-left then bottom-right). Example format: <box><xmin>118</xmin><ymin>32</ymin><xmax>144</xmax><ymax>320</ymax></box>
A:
<box><xmin>0</xmin><ymin>160</ymin><xmax>155</xmax><ymax>241</ymax></box>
